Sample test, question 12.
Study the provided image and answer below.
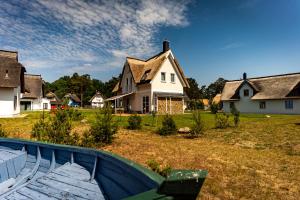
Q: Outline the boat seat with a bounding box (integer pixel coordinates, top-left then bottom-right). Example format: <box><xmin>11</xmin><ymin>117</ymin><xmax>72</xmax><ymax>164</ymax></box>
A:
<box><xmin>3</xmin><ymin>163</ymin><xmax>105</xmax><ymax>200</ymax></box>
<box><xmin>0</xmin><ymin>149</ymin><xmax>26</xmax><ymax>184</ymax></box>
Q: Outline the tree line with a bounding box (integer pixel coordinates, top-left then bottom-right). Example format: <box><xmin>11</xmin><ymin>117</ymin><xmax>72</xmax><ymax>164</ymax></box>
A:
<box><xmin>44</xmin><ymin>73</ymin><xmax>226</xmax><ymax>106</ymax></box>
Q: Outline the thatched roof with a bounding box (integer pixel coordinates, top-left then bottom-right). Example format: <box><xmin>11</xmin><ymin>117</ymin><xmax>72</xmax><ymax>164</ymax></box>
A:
<box><xmin>64</xmin><ymin>93</ymin><xmax>81</xmax><ymax>103</ymax></box>
<box><xmin>113</xmin><ymin>50</ymin><xmax>189</xmax><ymax>92</ymax></box>
<box><xmin>22</xmin><ymin>74</ymin><xmax>43</xmax><ymax>99</ymax></box>
<box><xmin>0</xmin><ymin>55</ymin><xmax>25</xmax><ymax>88</ymax></box>
<box><xmin>200</xmin><ymin>99</ymin><xmax>209</xmax><ymax>106</ymax></box>
<box><xmin>46</xmin><ymin>92</ymin><xmax>61</xmax><ymax>104</ymax></box>
<box><xmin>89</xmin><ymin>91</ymin><xmax>104</xmax><ymax>102</ymax></box>
<box><xmin>221</xmin><ymin>73</ymin><xmax>300</xmax><ymax>101</ymax></box>
<box><xmin>213</xmin><ymin>94</ymin><xmax>221</xmax><ymax>104</ymax></box>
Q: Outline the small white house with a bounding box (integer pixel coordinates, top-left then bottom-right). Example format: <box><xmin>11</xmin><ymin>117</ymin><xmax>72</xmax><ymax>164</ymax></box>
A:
<box><xmin>221</xmin><ymin>73</ymin><xmax>300</xmax><ymax>114</ymax></box>
<box><xmin>21</xmin><ymin>74</ymin><xmax>50</xmax><ymax>110</ymax></box>
<box><xmin>89</xmin><ymin>91</ymin><xmax>104</xmax><ymax>108</ymax></box>
<box><xmin>108</xmin><ymin>41</ymin><xmax>190</xmax><ymax>114</ymax></box>
<box><xmin>0</xmin><ymin>50</ymin><xmax>26</xmax><ymax>117</ymax></box>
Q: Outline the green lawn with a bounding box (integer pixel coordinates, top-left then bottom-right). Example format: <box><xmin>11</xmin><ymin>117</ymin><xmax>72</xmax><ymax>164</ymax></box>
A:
<box><xmin>0</xmin><ymin>109</ymin><xmax>300</xmax><ymax>199</ymax></box>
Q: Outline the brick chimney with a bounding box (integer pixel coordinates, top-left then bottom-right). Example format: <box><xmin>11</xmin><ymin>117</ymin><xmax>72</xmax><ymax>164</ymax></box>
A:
<box><xmin>243</xmin><ymin>72</ymin><xmax>247</xmax><ymax>80</ymax></box>
<box><xmin>163</xmin><ymin>40</ymin><xmax>170</xmax><ymax>52</ymax></box>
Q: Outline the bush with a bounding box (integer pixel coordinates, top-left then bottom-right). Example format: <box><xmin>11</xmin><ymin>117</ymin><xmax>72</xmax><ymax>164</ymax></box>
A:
<box><xmin>80</xmin><ymin>131</ymin><xmax>94</xmax><ymax>147</ymax></box>
<box><xmin>190</xmin><ymin>110</ymin><xmax>205</xmax><ymax>137</ymax></box>
<box><xmin>31</xmin><ymin>119</ymin><xmax>49</xmax><ymax>141</ymax></box>
<box><xmin>210</xmin><ymin>103</ymin><xmax>219</xmax><ymax>114</ymax></box>
<box><xmin>215</xmin><ymin>113</ymin><xmax>230</xmax><ymax>129</ymax></box>
<box><xmin>66</xmin><ymin>108</ymin><xmax>83</xmax><ymax>121</ymax></box>
<box><xmin>188</xmin><ymin>100</ymin><xmax>204</xmax><ymax>110</ymax></box>
<box><xmin>89</xmin><ymin>104</ymin><xmax>118</xmax><ymax>145</ymax></box>
<box><xmin>231</xmin><ymin>105</ymin><xmax>240</xmax><ymax>127</ymax></box>
<box><xmin>0</xmin><ymin>124</ymin><xmax>7</xmax><ymax>137</ymax></box>
<box><xmin>157</xmin><ymin>114</ymin><xmax>177</xmax><ymax>136</ymax></box>
<box><xmin>147</xmin><ymin>159</ymin><xmax>172</xmax><ymax>178</ymax></box>
<box><xmin>31</xmin><ymin>110</ymin><xmax>79</xmax><ymax>145</ymax></box>
<box><xmin>127</xmin><ymin>114</ymin><xmax>142</xmax><ymax>130</ymax></box>
<box><xmin>151</xmin><ymin>111</ymin><xmax>157</xmax><ymax>127</ymax></box>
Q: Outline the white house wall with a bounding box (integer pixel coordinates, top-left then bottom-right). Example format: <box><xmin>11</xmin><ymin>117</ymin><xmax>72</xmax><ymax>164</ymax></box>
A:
<box><xmin>223</xmin><ymin>84</ymin><xmax>300</xmax><ymax>114</ymax></box>
<box><xmin>151</xmin><ymin>55</ymin><xmax>184</xmax><ymax>94</ymax></box>
<box><xmin>91</xmin><ymin>97</ymin><xmax>104</xmax><ymax>108</ymax></box>
<box><xmin>0</xmin><ymin>87</ymin><xmax>20</xmax><ymax>117</ymax></box>
<box><xmin>121</xmin><ymin>63</ymin><xmax>136</xmax><ymax>94</ymax></box>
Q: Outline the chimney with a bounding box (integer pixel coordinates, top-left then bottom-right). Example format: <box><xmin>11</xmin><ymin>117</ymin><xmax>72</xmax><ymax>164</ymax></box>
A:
<box><xmin>163</xmin><ymin>40</ymin><xmax>170</xmax><ymax>52</ymax></box>
<box><xmin>243</xmin><ymin>72</ymin><xmax>247</xmax><ymax>80</ymax></box>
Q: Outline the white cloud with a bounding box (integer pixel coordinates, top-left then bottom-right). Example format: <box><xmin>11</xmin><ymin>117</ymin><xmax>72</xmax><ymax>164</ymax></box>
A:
<box><xmin>0</xmin><ymin>0</ymin><xmax>190</xmax><ymax>77</ymax></box>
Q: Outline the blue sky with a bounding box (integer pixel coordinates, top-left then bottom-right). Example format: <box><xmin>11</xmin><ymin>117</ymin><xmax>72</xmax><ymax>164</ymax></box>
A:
<box><xmin>0</xmin><ymin>0</ymin><xmax>299</xmax><ymax>86</ymax></box>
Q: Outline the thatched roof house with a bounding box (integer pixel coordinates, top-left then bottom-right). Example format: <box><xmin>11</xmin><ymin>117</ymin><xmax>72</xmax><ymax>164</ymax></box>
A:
<box><xmin>221</xmin><ymin>72</ymin><xmax>300</xmax><ymax>114</ymax></box>
<box><xmin>0</xmin><ymin>50</ymin><xmax>26</xmax><ymax>117</ymax></box>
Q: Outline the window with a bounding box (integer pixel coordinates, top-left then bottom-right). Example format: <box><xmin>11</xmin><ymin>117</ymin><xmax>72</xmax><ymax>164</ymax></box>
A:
<box><xmin>14</xmin><ymin>96</ymin><xmax>17</xmax><ymax>110</ymax></box>
<box><xmin>259</xmin><ymin>101</ymin><xmax>266</xmax><ymax>109</ymax></box>
<box><xmin>126</xmin><ymin>78</ymin><xmax>128</xmax><ymax>92</ymax></box>
<box><xmin>161</xmin><ymin>72</ymin><xmax>166</xmax><ymax>82</ymax></box>
<box><xmin>285</xmin><ymin>100</ymin><xmax>293</xmax><ymax>109</ymax></box>
<box><xmin>244</xmin><ymin>89</ymin><xmax>249</xmax><ymax>97</ymax></box>
<box><xmin>142</xmin><ymin>96</ymin><xmax>150</xmax><ymax>113</ymax></box>
<box><xmin>171</xmin><ymin>73</ymin><xmax>175</xmax><ymax>83</ymax></box>
<box><xmin>230</xmin><ymin>102</ymin><xmax>234</xmax><ymax>109</ymax></box>
<box><xmin>43</xmin><ymin>103</ymin><xmax>48</xmax><ymax>109</ymax></box>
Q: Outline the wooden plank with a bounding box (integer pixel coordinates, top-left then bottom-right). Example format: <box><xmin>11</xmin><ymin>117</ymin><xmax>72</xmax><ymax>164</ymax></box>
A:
<box><xmin>45</xmin><ymin>172</ymin><xmax>100</xmax><ymax>192</ymax></box>
<box><xmin>4</xmin><ymin>191</ymin><xmax>32</xmax><ymax>200</ymax></box>
<box><xmin>36</xmin><ymin>175</ymin><xmax>104</xmax><ymax>200</ymax></box>
<box><xmin>27</xmin><ymin>182</ymin><xmax>86</xmax><ymax>200</ymax></box>
<box><xmin>17</xmin><ymin>187</ymin><xmax>58</xmax><ymax>200</ymax></box>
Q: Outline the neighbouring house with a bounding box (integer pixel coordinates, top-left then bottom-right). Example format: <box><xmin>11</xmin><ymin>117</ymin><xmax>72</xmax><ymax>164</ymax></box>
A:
<box><xmin>200</xmin><ymin>99</ymin><xmax>210</xmax><ymax>110</ymax></box>
<box><xmin>20</xmin><ymin>74</ymin><xmax>50</xmax><ymax>110</ymax></box>
<box><xmin>107</xmin><ymin>41</ymin><xmax>190</xmax><ymax>114</ymax></box>
<box><xmin>0</xmin><ymin>50</ymin><xmax>26</xmax><ymax>117</ymax></box>
<box><xmin>64</xmin><ymin>93</ymin><xmax>81</xmax><ymax>107</ymax></box>
<box><xmin>45</xmin><ymin>92</ymin><xmax>61</xmax><ymax>109</ymax></box>
<box><xmin>89</xmin><ymin>91</ymin><xmax>105</xmax><ymax>108</ymax></box>
<box><xmin>221</xmin><ymin>72</ymin><xmax>300</xmax><ymax>114</ymax></box>
<box><xmin>212</xmin><ymin>94</ymin><xmax>221</xmax><ymax>105</ymax></box>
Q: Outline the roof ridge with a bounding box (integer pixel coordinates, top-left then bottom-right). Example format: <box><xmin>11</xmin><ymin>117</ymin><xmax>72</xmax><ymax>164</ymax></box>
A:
<box><xmin>227</xmin><ymin>72</ymin><xmax>300</xmax><ymax>82</ymax></box>
<box><xmin>0</xmin><ymin>49</ymin><xmax>18</xmax><ymax>53</ymax></box>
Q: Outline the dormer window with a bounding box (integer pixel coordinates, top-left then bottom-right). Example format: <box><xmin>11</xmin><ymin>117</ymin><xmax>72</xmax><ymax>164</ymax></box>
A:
<box><xmin>244</xmin><ymin>89</ymin><xmax>249</xmax><ymax>97</ymax></box>
<box><xmin>5</xmin><ymin>70</ymin><xmax>8</xmax><ymax>78</ymax></box>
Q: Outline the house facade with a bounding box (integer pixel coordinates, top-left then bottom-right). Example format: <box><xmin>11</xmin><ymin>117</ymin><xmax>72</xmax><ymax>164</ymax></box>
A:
<box><xmin>21</xmin><ymin>74</ymin><xmax>50</xmax><ymax>110</ymax></box>
<box><xmin>45</xmin><ymin>92</ymin><xmax>61</xmax><ymax>109</ymax></box>
<box><xmin>64</xmin><ymin>93</ymin><xmax>81</xmax><ymax>107</ymax></box>
<box><xmin>109</xmin><ymin>41</ymin><xmax>189</xmax><ymax>114</ymax></box>
<box><xmin>0</xmin><ymin>50</ymin><xmax>26</xmax><ymax>117</ymax></box>
<box><xmin>89</xmin><ymin>91</ymin><xmax>104</xmax><ymax>108</ymax></box>
<box><xmin>221</xmin><ymin>73</ymin><xmax>300</xmax><ymax>114</ymax></box>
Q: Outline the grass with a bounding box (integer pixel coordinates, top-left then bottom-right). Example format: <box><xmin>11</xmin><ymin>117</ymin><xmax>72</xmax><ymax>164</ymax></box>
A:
<box><xmin>0</xmin><ymin>109</ymin><xmax>300</xmax><ymax>199</ymax></box>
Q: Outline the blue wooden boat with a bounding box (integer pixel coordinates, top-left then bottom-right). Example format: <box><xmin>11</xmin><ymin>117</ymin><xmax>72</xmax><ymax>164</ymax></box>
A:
<box><xmin>0</xmin><ymin>138</ymin><xmax>207</xmax><ymax>200</ymax></box>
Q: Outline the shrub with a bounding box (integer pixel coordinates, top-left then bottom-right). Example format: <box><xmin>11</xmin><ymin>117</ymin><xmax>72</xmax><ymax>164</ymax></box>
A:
<box><xmin>188</xmin><ymin>100</ymin><xmax>204</xmax><ymax>110</ymax></box>
<box><xmin>89</xmin><ymin>104</ymin><xmax>118</xmax><ymax>145</ymax></box>
<box><xmin>210</xmin><ymin>103</ymin><xmax>219</xmax><ymax>114</ymax></box>
<box><xmin>31</xmin><ymin>110</ymin><xmax>79</xmax><ymax>145</ymax></box>
<box><xmin>147</xmin><ymin>159</ymin><xmax>172</xmax><ymax>178</ymax></box>
<box><xmin>151</xmin><ymin>111</ymin><xmax>157</xmax><ymax>127</ymax></box>
<box><xmin>66</xmin><ymin>108</ymin><xmax>83</xmax><ymax>121</ymax></box>
<box><xmin>190</xmin><ymin>110</ymin><xmax>205</xmax><ymax>137</ymax></box>
<box><xmin>0</xmin><ymin>124</ymin><xmax>7</xmax><ymax>137</ymax></box>
<box><xmin>47</xmin><ymin>109</ymin><xmax>73</xmax><ymax>144</ymax></box>
<box><xmin>231</xmin><ymin>105</ymin><xmax>240</xmax><ymax>127</ymax></box>
<box><xmin>215</xmin><ymin>113</ymin><xmax>230</xmax><ymax>129</ymax></box>
<box><xmin>157</xmin><ymin>114</ymin><xmax>177</xmax><ymax>136</ymax></box>
<box><xmin>127</xmin><ymin>114</ymin><xmax>142</xmax><ymax>130</ymax></box>
<box><xmin>31</xmin><ymin>119</ymin><xmax>49</xmax><ymax>141</ymax></box>
<box><xmin>80</xmin><ymin>130</ymin><xmax>95</xmax><ymax>147</ymax></box>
